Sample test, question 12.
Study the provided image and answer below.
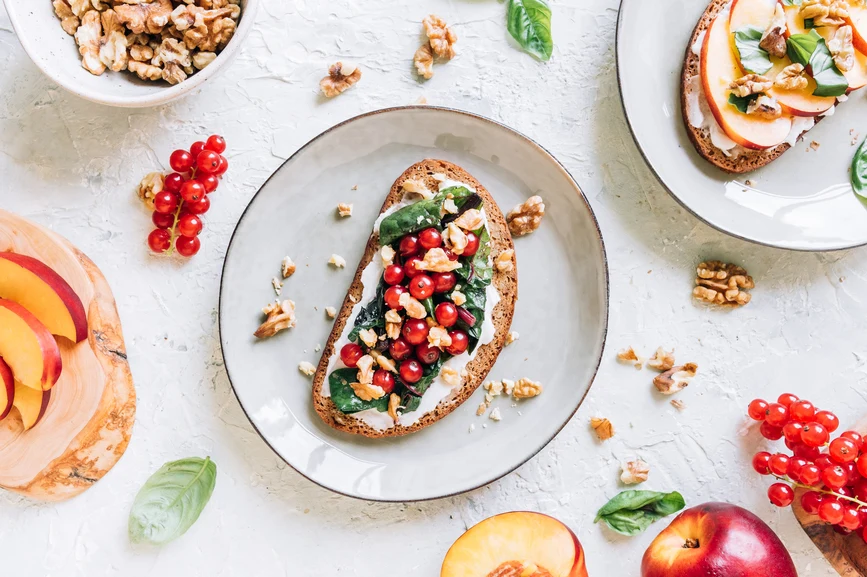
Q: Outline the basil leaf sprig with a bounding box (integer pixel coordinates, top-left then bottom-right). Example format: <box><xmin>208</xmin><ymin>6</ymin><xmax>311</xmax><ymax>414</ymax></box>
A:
<box><xmin>734</xmin><ymin>26</ymin><xmax>774</xmax><ymax>74</ymax></box>
<box><xmin>728</xmin><ymin>92</ymin><xmax>759</xmax><ymax>113</ymax></box>
<box><xmin>851</xmin><ymin>136</ymin><xmax>867</xmax><ymax>199</ymax></box>
<box><xmin>595</xmin><ymin>490</ymin><xmax>686</xmax><ymax>536</ymax></box>
<box><xmin>507</xmin><ymin>0</ymin><xmax>553</xmax><ymax>61</ymax></box>
<box><xmin>787</xmin><ymin>31</ymin><xmax>849</xmax><ymax>96</ymax></box>
<box><xmin>780</xmin><ymin>0</ymin><xmax>802</xmax><ymax>5</ymax></box>
<box><xmin>129</xmin><ymin>457</ymin><xmax>217</xmax><ymax>545</ymax></box>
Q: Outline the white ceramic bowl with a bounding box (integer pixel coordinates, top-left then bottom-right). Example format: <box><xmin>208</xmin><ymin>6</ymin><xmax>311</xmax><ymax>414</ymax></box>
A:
<box><xmin>3</xmin><ymin>0</ymin><xmax>257</xmax><ymax>108</ymax></box>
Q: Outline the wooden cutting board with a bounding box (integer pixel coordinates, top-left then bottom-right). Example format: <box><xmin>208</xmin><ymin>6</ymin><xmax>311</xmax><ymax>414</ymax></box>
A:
<box><xmin>793</xmin><ymin>418</ymin><xmax>867</xmax><ymax>577</ymax></box>
<box><xmin>0</xmin><ymin>210</ymin><xmax>135</xmax><ymax>501</ymax></box>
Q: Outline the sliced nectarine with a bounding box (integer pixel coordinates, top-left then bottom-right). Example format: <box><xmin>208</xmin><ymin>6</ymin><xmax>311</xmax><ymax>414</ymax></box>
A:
<box><xmin>13</xmin><ymin>381</ymin><xmax>50</xmax><ymax>430</ymax></box>
<box><xmin>0</xmin><ymin>357</ymin><xmax>13</xmax><ymax>421</ymax></box>
<box><xmin>441</xmin><ymin>512</ymin><xmax>588</xmax><ymax>577</ymax></box>
<box><xmin>730</xmin><ymin>0</ymin><xmax>777</xmax><ymax>31</ymax></box>
<box><xmin>0</xmin><ymin>253</ymin><xmax>87</xmax><ymax>343</ymax></box>
<box><xmin>767</xmin><ymin>59</ymin><xmax>835</xmax><ymax>116</ymax></box>
<box><xmin>701</xmin><ymin>12</ymin><xmax>792</xmax><ymax>149</ymax></box>
<box><xmin>848</xmin><ymin>5</ymin><xmax>867</xmax><ymax>56</ymax></box>
<box><xmin>0</xmin><ymin>299</ymin><xmax>62</xmax><ymax>391</ymax></box>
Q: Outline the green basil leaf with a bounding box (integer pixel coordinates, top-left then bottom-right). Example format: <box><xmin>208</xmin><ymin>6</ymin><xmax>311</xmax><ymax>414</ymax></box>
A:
<box><xmin>128</xmin><ymin>457</ymin><xmax>217</xmax><ymax>545</ymax></box>
<box><xmin>728</xmin><ymin>92</ymin><xmax>759</xmax><ymax>113</ymax></box>
<box><xmin>594</xmin><ymin>490</ymin><xmax>686</xmax><ymax>537</ymax></box>
<box><xmin>851</xmin><ymin>136</ymin><xmax>867</xmax><ymax>198</ymax></box>
<box><xmin>810</xmin><ymin>38</ymin><xmax>849</xmax><ymax>96</ymax></box>
<box><xmin>787</xmin><ymin>30</ymin><xmax>821</xmax><ymax>66</ymax></box>
<box><xmin>329</xmin><ymin>368</ymin><xmax>390</xmax><ymax>413</ymax></box>
<box><xmin>507</xmin><ymin>0</ymin><xmax>553</xmax><ymax>61</ymax></box>
<box><xmin>733</xmin><ymin>26</ymin><xmax>773</xmax><ymax>74</ymax></box>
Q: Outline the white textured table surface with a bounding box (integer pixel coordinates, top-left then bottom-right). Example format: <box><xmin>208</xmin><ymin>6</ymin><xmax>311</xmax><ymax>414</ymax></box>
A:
<box><xmin>0</xmin><ymin>0</ymin><xmax>861</xmax><ymax>574</ymax></box>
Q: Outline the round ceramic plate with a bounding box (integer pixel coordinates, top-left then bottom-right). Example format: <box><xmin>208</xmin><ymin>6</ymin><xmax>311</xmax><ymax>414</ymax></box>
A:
<box><xmin>219</xmin><ymin>107</ymin><xmax>609</xmax><ymax>501</ymax></box>
<box><xmin>617</xmin><ymin>0</ymin><xmax>867</xmax><ymax>251</ymax></box>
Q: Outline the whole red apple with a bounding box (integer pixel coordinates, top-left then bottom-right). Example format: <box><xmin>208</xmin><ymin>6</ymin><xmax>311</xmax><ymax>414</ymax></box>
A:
<box><xmin>642</xmin><ymin>502</ymin><xmax>797</xmax><ymax>577</ymax></box>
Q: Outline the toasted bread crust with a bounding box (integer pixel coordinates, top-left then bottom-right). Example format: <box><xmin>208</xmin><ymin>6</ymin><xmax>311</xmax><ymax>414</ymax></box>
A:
<box><xmin>311</xmin><ymin>159</ymin><xmax>517</xmax><ymax>438</ymax></box>
<box><xmin>681</xmin><ymin>0</ymin><xmax>829</xmax><ymax>174</ymax></box>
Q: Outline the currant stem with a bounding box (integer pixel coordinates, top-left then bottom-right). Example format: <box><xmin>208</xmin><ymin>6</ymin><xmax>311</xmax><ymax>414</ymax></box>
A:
<box><xmin>772</xmin><ymin>474</ymin><xmax>867</xmax><ymax>509</ymax></box>
<box><xmin>166</xmin><ymin>168</ymin><xmax>196</xmax><ymax>255</ymax></box>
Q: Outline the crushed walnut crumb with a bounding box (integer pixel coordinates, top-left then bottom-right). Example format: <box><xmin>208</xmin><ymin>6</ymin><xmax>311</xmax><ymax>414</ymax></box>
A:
<box><xmin>506</xmin><ymin>331</ymin><xmax>519</xmax><ymax>346</ymax></box>
<box><xmin>620</xmin><ymin>459</ymin><xmax>650</xmax><ymax>485</ymax></box>
<box><xmin>281</xmin><ymin>256</ymin><xmax>296</xmax><ymax>278</ymax></box>
<box><xmin>298</xmin><ymin>361</ymin><xmax>316</xmax><ymax>377</ymax></box>
<box><xmin>325</xmin><ymin>306</ymin><xmax>337</xmax><ymax>319</ymax></box>
<box><xmin>254</xmin><ymin>300</ymin><xmax>296</xmax><ymax>339</ymax></box>
<box><xmin>653</xmin><ymin>363</ymin><xmax>698</xmax><ymax>395</ymax></box>
<box><xmin>321</xmin><ymin>62</ymin><xmax>361</xmax><ymax>97</ymax></box>
<box><xmin>646</xmin><ymin>347</ymin><xmax>675</xmax><ymax>372</ymax></box>
<box><xmin>337</xmin><ymin>203</ymin><xmax>353</xmax><ymax>217</ymax></box>
<box><xmin>271</xmin><ymin>277</ymin><xmax>283</xmax><ymax>296</ymax></box>
<box><xmin>329</xmin><ymin>254</ymin><xmax>346</xmax><ymax>268</ymax></box>
<box><xmin>489</xmin><ymin>407</ymin><xmax>502</xmax><ymax>422</ymax></box>
<box><xmin>671</xmin><ymin>399</ymin><xmax>686</xmax><ymax>411</ymax></box>
<box><xmin>591</xmin><ymin>417</ymin><xmax>615</xmax><ymax>441</ymax></box>
<box><xmin>616</xmin><ymin>347</ymin><xmax>643</xmax><ymax>370</ymax></box>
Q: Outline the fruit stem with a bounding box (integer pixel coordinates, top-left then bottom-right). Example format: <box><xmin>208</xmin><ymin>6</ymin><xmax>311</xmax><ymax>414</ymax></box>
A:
<box><xmin>773</xmin><ymin>474</ymin><xmax>867</xmax><ymax>509</ymax></box>
<box><xmin>682</xmin><ymin>538</ymin><xmax>700</xmax><ymax>549</ymax></box>
<box><xmin>166</xmin><ymin>167</ymin><xmax>195</xmax><ymax>255</ymax></box>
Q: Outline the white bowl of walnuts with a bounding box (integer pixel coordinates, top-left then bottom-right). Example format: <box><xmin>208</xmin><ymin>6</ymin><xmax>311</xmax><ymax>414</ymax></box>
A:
<box><xmin>4</xmin><ymin>0</ymin><xmax>258</xmax><ymax>108</ymax></box>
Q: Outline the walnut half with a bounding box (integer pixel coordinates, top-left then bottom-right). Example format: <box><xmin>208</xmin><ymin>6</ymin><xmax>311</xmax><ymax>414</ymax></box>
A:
<box><xmin>507</xmin><ymin>196</ymin><xmax>546</xmax><ymax>236</ymax></box>
<box><xmin>693</xmin><ymin>261</ymin><xmax>754</xmax><ymax>306</ymax></box>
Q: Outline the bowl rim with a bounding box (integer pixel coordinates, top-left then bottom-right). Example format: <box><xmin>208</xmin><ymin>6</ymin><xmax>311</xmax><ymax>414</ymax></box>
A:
<box><xmin>3</xmin><ymin>0</ymin><xmax>259</xmax><ymax>108</ymax></box>
<box><xmin>217</xmin><ymin>104</ymin><xmax>611</xmax><ymax>501</ymax></box>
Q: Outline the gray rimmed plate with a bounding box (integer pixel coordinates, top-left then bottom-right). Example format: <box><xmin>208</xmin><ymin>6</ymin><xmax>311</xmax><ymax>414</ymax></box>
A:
<box><xmin>617</xmin><ymin>0</ymin><xmax>867</xmax><ymax>251</ymax></box>
<box><xmin>219</xmin><ymin>106</ymin><xmax>608</xmax><ymax>501</ymax></box>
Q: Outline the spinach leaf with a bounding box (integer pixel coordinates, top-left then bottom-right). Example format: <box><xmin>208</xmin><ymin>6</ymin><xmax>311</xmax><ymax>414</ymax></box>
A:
<box><xmin>507</xmin><ymin>0</ymin><xmax>553</xmax><ymax>61</ymax></box>
<box><xmin>733</xmin><ymin>26</ymin><xmax>773</xmax><ymax>74</ymax></box>
<box><xmin>787</xmin><ymin>30</ymin><xmax>821</xmax><ymax>66</ymax></box>
<box><xmin>595</xmin><ymin>491</ymin><xmax>686</xmax><ymax>537</ymax></box>
<box><xmin>329</xmin><ymin>368</ymin><xmax>389</xmax><ymax>413</ymax></box>
<box><xmin>379</xmin><ymin>187</ymin><xmax>476</xmax><ymax>246</ymax></box>
<box><xmin>851</xmin><ymin>136</ymin><xmax>867</xmax><ymax>198</ymax></box>
<box><xmin>128</xmin><ymin>457</ymin><xmax>217</xmax><ymax>545</ymax></box>
<box><xmin>422</xmin><ymin>297</ymin><xmax>436</xmax><ymax>318</ymax></box>
<box><xmin>348</xmin><ymin>281</ymin><xmax>386</xmax><ymax>343</ymax></box>
<box><xmin>439</xmin><ymin>186</ymin><xmax>476</xmax><ymax>206</ymax></box>
<box><xmin>458</xmin><ymin>285</ymin><xmax>487</xmax><ymax>350</ymax></box>
<box><xmin>728</xmin><ymin>92</ymin><xmax>759</xmax><ymax>113</ymax></box>
<box><xmin>458</xmin><ymin>226</ymin><xmax>493</xmax><ymax>289</ymax></box>
<box><xmin>810</xmin><ymin>38</ymin><xmax>849</xmax><ymax>96</ymax></box>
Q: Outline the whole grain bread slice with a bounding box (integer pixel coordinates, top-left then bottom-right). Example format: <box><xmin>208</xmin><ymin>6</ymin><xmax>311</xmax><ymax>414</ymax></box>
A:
<box><xmin>681</xmin><ymin>0</ymin><xmax>829</xmax><ymax>174</ymax></box>
<box><xmin>311</xmin><ymin>159</ymin><xmax>517</xmax><ymax>438</ymax></box>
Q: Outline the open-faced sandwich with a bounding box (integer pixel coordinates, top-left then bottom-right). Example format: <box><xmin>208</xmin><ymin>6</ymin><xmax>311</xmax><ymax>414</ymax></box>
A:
<box><xmin>312</xmin><ymin>159</ymin><xmax>517</xmax><ymax>437</ymax></box>
<box><xmin>683</xmin><ymin>0</ymin><xmax>867</xmax><ymax>173</ymax></box>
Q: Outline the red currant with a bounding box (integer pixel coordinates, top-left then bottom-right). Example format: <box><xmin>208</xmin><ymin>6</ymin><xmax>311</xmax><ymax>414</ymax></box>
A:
<box><xmin>418</xmin><ymin>228</ymin><xmax>442</xmax><ymax>250</ymax></box>
<box><xmin>186</xmin><ymin>194</ymin><xmax>211</xmax><ymax>215</ymax></box>
<box><xmin>170</xmin><ymin>149</ymin><xmax>194</xmax><ymax>173</ymax></box>
<box><xmin>402</xmin><ymin>319</ymin><xmax>429</xmax><ymax>345</ymax></box>
<box><xmin>842</xmin><ymin>431</ymin><xmax>864</xmax><ymax>451</ymax></box>
<box><xmin>765</xmin><ymin>403</ymin><xmax>789</xmax><ymax>427</ymax></box>
<box><xmin>777</xmin><ymin>393</ymin><xmax>799</xmax><ymax>407</ymax></box>
<box><xmin>801</xmin><ymin>423</ymin><xmax>830</xmax><ymax>447</ymax></box>
<box><xmin>841</xmin><ymin>506</ymin><xmax>863</xmax><ymax>531</ymax></box>
<box><xmin>373</xmin><ymin>370</ymin><xmax>395</xmax><ymax>394</ymax></box>
<box><xmin>819</xmin><ymin>500</ymin><xmax>845</xmax><ymax>525</ymax></box>
<box><xmin>340</xmin><ymin>343</ymin><xmax>364</xmax><ymax>367</ymax></box>
<box><xmin>790</xmin><ymin>400</ymin><xmax>816</xmax><ymax>422</ymax></box>
<box><xmin>384</xmin><ymin>285</ymin><xmax>407</xmax><ymax>310</ymax></box>
<box><xmin>752</xmin><ymin>451</ymin><xmax>772</xmax><ymax>475</ymax></box>
<box><xmin>164</xmin><ymin>172</ymin><xmax>185</xmax><ymax>193</ymax></box>
<box><xmin>801</xmin><ymin>491</ymin><xmax>824</xmax><ymax>514</ymax></box>
<box><xmin>147</xmin><ymin>229</ymin><xmax>171</xmax><ymax>253</ymax></box>
<box><xmin>415</xmin><ymin>342</ymin><xmax>440</xmax><ymax>365</ymax></box>
<box><xmin>822</xmin><ymin>465</ymin><xmax>849</xmax><ymax>489</ymax></box>
<box><xmin>399</xmin><ymin>235</ymin><xmax>419</xmax><ymax>257</ymax></box>
<box><xmin>177</xmin><ymin>214</ymin><xmax>203</xmax><ymax>237</ymax></box>
<box><xmin>858</xmin><ymin>456</ymin><xmax>867</xmax><ymax>479</ymax></box>
<box><xmin>389</xmin><ymin>338</ymin><xmax>413</xmax><ymax>362</ymax></box>
<box><xmin>783</xmin><ymin>421</ymin><xmax>804</xmax><ymax>444</ymax></box>
<box><xmin>190</xmin><ymin>141</ymin><xmax>207</xmax><ymax>158</ymax></box>
<box><xmin>829</xmin><ymin>437</ymin><xmax>859</xmax><ymax>464</ymax></box>
<box><xmin>445</xmin><ymin>330</ymin><xmax>469</xmax><ymax>355</ymax></box>
<box><xmin>432</xmin><ymin>272</ymin><xmax>457</xmax><ymax>293</ymax></box>
<box><xmin>175</xmin><ymin>235</ymin><xmax>200</xmax><ymax>257</ymax></box>
<box><xmin>180</xmin><ymin>180</ymin><xmax>205</xmax><ymax>202</ymax></box>
<box><xmin>854</xmin><ymin>479</ymin><xmax>867</xmax><ymax>502</ymax></box>
<box><xmin>760</xmin><ymin>421</ymin><xmax>784</xmax><ymax>441</ymax></box>
<box><xmin>443</xmin><ymin>248</ymin><xmax>460</xmax><ymax>261</ymax></box>
<box><xmin>815</xmin><ymin>410</ymin><xmax>840</xmax><ymax>433</ymax></box>
<box><xmin>201</xmin><ymin>174</ymin><xmax>219</xmax><ymax>193</ymax></box>
<box><xmin>768</xmin><ymin>483</ymin><xmax>795</xmax><ymax>507</ymax></box>
<box><xmin>383</xmin><ymin>264</ymin><xmax>405</xmax><ymax>286</ymax></box>
<box><xmin>404</xmin><ymin>256</ymin><xmax>424</xmax><ymax>278</ymax></box>
<box><xmin>463</xmin><ymin>232</ymin><xmax>480</xmax><ymax>257</ymax></box>
<box><xmin>205</xmin><ymin>134</ymin><xmax>227</xmax><ymax>154</ymax></box>
<box><xmin>748</xmin><ymin>399</ymin><xmax>769</xmax><ymax>421</ymax></box>
<box><xmin>153</xmin><ymin>191</ymin><xmax>180</xmax><ymax>214</ymax></box>
<box><xmin>215</xmin><ymin>155</ymin><xmax>229</xmax><ymax>176</ymax></box>
<box><xmin>769</xmin><ymin>453</ymin><xmax>790</xmax><ymax>476</ymax></box>
<box><xmin>435</xmin><ymin>302</ymin><xmax>458</xmax><ymax>327</ymax></box>
<box><xmin>815</xmin><ymin>455</ymin><xmax>833</xmax><ymax>470</ymax></box>
<box><xmin>793</xmin><ymin>443</ymin><xmax>822</xmax><ymax>461</ymax></box>
<box><xmin>787</xmin><ymin>457</ymin><xmax>809</xmax><ymax>481</ymax></box>
<box><xmin>196</xmin><ymin>150</ymin><xmax>221</xmax><ymax>174</ymax></box>
<box><xmin>800</xmin><ymin>464</ymin><xmax>821</xmax><ymax>486</ymax></box>
<box><xmin>844</xmin><ymin>461</ymin><xmax>860</xmax><ymax>484</ymax></box>
<box><xmin>152</xmin><ymin>211</ymin><xmax>175</xmax><ymax>229</ymax></box>
<box><xmin>399</xmin><ymin>359</ymin><xmax>423</xmax><ymax>384</ymax></box>
<box><xmin>409</xmin><ymin>274</ymin><xmax>434</xmax><ymax>300</ymax></box>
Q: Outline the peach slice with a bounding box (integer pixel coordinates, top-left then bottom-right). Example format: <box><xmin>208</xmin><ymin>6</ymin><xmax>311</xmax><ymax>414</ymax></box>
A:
<box><xmin>848</xmin><ymin>5</ymin><xmax>867</xmax><ymax>56</ymax></box>
<box><xmin>730</xmin><ymin>0</ymin><xmax>777</xmax><ymax>31</ymax></box>
<box><xmin>441</xmin><ymin>512</ymin><xmax>588</xmax><ymax>577</ymax></box>
<box><xmin>12</xmin><ymin>381</ymin><xmax>50</xmax><ymax>430</ymax></box>
<box><xmin>0</xmin><ymin>253</ymin><xmax>87</xmax><ymax>343</ymax></box>
<box><xmin>0</xmin><ymin>299</ymin><xmax>62</xmax><ymax>391</ymax></box>
<box><xmin>0</xmin><ymin>357</ymin><xmax>13</xmax><ymax>421</ymax></box>
<box><xmin>701</xmin><ymin>12</ymin><xmax>792</xmax><ymax>149</ymax></box>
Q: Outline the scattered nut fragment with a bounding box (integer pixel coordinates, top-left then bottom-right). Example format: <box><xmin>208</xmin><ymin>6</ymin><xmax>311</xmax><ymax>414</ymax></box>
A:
<box><xmin>320</xmin><ymin>62</ymin><xmax>361</xmax><ymax>98</ymax></box>
<box><xmin>616</xmin><ymin>347</ymin><xmax>643</xmax><ymax>370</ymax></box>
<box><xmin>507</xmin><ymin>196</ymin><xmax>545</xmax><ymax>236</ymax></box>
<box><xmin>417</xmin><ymin>248</ymin><xmax>462</xmax><ymax>273</ymax></box>
<box><xmin>746</xmin><ymin>95</ymin><xmax>782</xmax><ymax>120</ymax></box>
<box><xmin>454</xmin><ymin>209</ymin><xmax>484</xmax><ymax>231</ymax></box>
<box><xmin>653</xmin><ymin>363</ymin><xmax>698</xmax><ymax>395</ymax></box>
<box><xmin>254</xmin><ymin>300</ymin><xmax>296</xmax><ymax>338</ymax></box>
<box><xmin>138</xmin><ymin>172</ymin><xmax>165</xmax><ymax>209</ymax></box>
<box><xmin>774</xmin><ymin>63</ymin><xmax>808</xmax><ymax>91</ymax></box>
<box><xmin>356</xmin><ymin>355</ymin><xmax>375</xmax><ymax>384</ymax></box>
<box><xmin>489</xmin><ymin>407</ymin><xmax>502</xmax><ymax>422</ymax></box>
<box><xmin>428</xmin><ymin>326</ymin><xmax>452</xmax><ymax>348</ymax></box>
<box><xmin>671</xmin><ymin>399</ymin><xmax>687</xmax><ymax>411</ymax></box>
<box><xmin>444</xmin><ymin>223</ymin><xmax>468</xmax><ymax>255</ymax></box>
<box><xmin>760</xmin><ymin>4</ymin><xmax>787</xmax><ymax>59</ymax></box>
<box><xmin>800</xmin><ymin>0</ymin><xmax>848</xmax><ymax>27</ymax></box>
<box><xmin>298</xmin><ymin>361</ymin><xmax>316</xmax><ymax>377</ymax></box>
<box><xmin>441</xmin><ymin>365</ymin><xmax>462</xmax><ymax>387</ymax></box>
<box><xmin>476</xmin><ymin>400</ymin><xmax>489</xmax><ymax>416</ymax></box>
<box><xmin>402</xmin><ymin>178</ymin><xmax>435</xmax><ymax>200</ymax></box>
<box><xmin>591</xmin><ymin>417</ymin><xmax>615</xmax><ymax>441</ymax></box>
<box><xmin>282</xmin><ymin>256</ymin><xmax>296</xmax><ymax>278</ymax></box>
<box><xmin>442</xmin><ymin>198</ymin><xmax>459</xmax><ymax>214</ymax></box>
<box><xmin>693</xmin><ymin>261</ymin><xmax>754</xmax><ymax>306</ymax></box>
<box><xmin>370</xmin><ymin>350</ymin><xmax>397</xmax><ymax>373</ymax></box>
<box><xmin>829</xmin><ymin>25</ymin><xmax>855</xmax><ymax>72</ymax></box>
<box><xmin>502</xmin><ymin>379</ymin><xmax>515</xmax><ymax>396</ymax></box>
<box><xmin>423</xmin><ymin>14</ymin><xmax>457</xmax><ymax>59</ymax></box>
<box><xmin>484</xmin><ymin>380</ymin><xmax>504</xmax><ymax>397</ymax></box>
<box><xmin>506</xmin><ymin>331</ymin><xmax>519</xmax><ymax>346</ymax></box>
<box><xmin>512</xmin><ymin>378</ymin><xmax>542</xmax><ymax>399</ymax></box>
<box><xmin>388</xmin><ymin>393</ymin><xmax>401</xmax><ymax>423</ymax></box>
<box><xmin>358</xmin><ymin>328</ymin><xmax>378</xmax><ymax>348</ymax></box>
<box><xmin>381</xmin><ymin>245</ymin><xmax>396</xmax><ymax>267</ymax></box>
<box><xmin>495</xmin><ymin>250</ymin><xmax>516</xmax><ymax>274</ymax></box>
<box><xmin>451</xmin><ymin>290</ymin><xmax>467</xmax><ymax>306</ymax></box>
<box><xmin>351</xmin><ymin>381</ymin><xmax>385</xmax><ymax>401</ymax></box>
<box><xmin>399</xmin><ymin>292</ymin><xmax>427</xmax><ymax>319</ymax></box>
<box><xmin>414</xmin><ymin>44</ymin><xmax>435</xmax><ymax>79</ymax></box>
<box><xmin>620</xmin><ymin>460</ymin><xmax>650</xmax><ymax>485</ymax></box>
<box><xmin>728</xmin><ymin>74</ymin><xmax>772</xmax><ymax>97</ymax></box>
<box><xmin>337</xmin><ymin>203</ymin><xmax>353</xmax><ymax>217</ymax></box>
<box><xmin>329</xmin><ymin>254</ymin><xmax>346</xmax><ymax>268</ymax></box>
<box><xmin>271</xmin><ymin>277</ymin><xmax>283</xmax><ymax>296</ymax></box>
<box><xmin>646</xmin><ymin>347</ymin><xmax>675</xmax><ymax>372</ymax></box>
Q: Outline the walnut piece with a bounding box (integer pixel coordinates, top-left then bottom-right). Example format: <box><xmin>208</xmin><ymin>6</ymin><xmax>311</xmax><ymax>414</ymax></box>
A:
<box><xmin>489</xmin><ymin>407</ymin><xmax>502</xmax><ymax>422</ymax></box>
<box><xmin>337</xmin><ymin>203</ymin><xmax>353</xmax><ymax>217</ymax></box>
<box><xmin>729</xmin><ymin>74</ymin><xmax>772</xmax><ymax>97</ymax></box>
<box><xmin>512</xmin><ymin>378</ymin><xmax>542</xmax><ymax>399</ymax></box>
<box><xmin>76</xmin><ymin>10</ymin><xmax>106</xmax><ymax>75</ymax></box>
<box><xmin>444</xmin><ymin>223</ymin><xmax>468</xmax><ymax>255</ymax></box>
<box><xmin>129</xmin><ymin>44</ymin><xmax>155</xmax><ymax>62</ymax></box>
<box><xmin>671</xmin><ymin>399</ymin><xmax>687</xmax><ymax>411</ymax></box>
<box><xmin>138</xmin><ymin>171</ymin><xmax>164</xmax><ymax>209</ymax></box>
<box><xmin>621</xmin><ymin>460</ymin><xmax>650</xmax><ymax>485</ymax></box>
<box><xmin>454</xmin><ymin>208</ymin><xmax>484</xmax><ymax>231</ymax></box>
<box><xmin>385</xmin><ymin>309</ymin><xmax>402</xmax><ymax>339</ymax></box>
<box><xmin>591</xmin><ymin>417</ymin><xmax>615</xmax><ymax>441</ymax></box>
<box><xmin>281</xmin><ymin>256</ymin><xmax>296</xmax><ymax>278</ymax></box>
<box><xmin>829</xmin><ymin>25</ymin><xmax>855</xmax><ymax>72</ymax></box>
<box><xmin>693</xmin><ymin>261</ymin><xmax>754</xmax><ymax>306</ymax></box>
<box><xmin>298</xmin><ymin>361</ymin><xmax>316</xmax><ymax>377</ymax></box>
<box><xmin>351</xmin><ymin>381</ymin><xmax>385</xmax><ymax>402</ymax></box>
<box><xmin>325</xmin><ymin>306</ymin><xmax>337</xmax><ymax>319</ymax></box>
<box><xmin>495</xmin><ymin>249</ymin><xmax>515</xmax><ymax>273</ymax></box>
<box><xmin>387</xmin><ymin>393</ymin><xmax>401</xmax><ymax>424</ymax></box>
<box><xmin>417</xmin><ymin>248</ymin><xmax>462</xmax><ymax>273</ymax></box>
<box><xmin>129</xmin><ymin>60</ymin><xmax>162</xmax><ymax>81</ymax></box>
<box><xmin>254</xmin><ymin>300</ymin><xmax>296</xmax><ymax>338</ymax></box>
<box><xmin>320</xmin><ymin>62</ymin><xmax>362</xmax><ymax>98</ymax></box>
<box><xmin>441</xmin><ymin>365</ymin><xmax>462</xmax><ymax>387</ymax></box>
<box><xmin>182</xmin><ymin>7</ymin><xmax>236</xmax><ymax>51</ymax></box>
<box><xmin>358</xmin><ymin>328</ymin><xmax>378</xmax><ymax>348</ymax></box>
<box><xmin>801</xmin><ymin>0</ymin><xmax>848</xmax><ymax>26</ymax></box>
<box><xmin>370</xmin><ymin>350</ymin><xmax>397</xmax><ymax>373</ymax></box>
<box><xmin>115</xmin><ymin>0</ymin><xmax>173</xmax><ymax>35</ymax></box>
<box><xmin>484</xmin><ymin>380</ymin><xmax>504</xmax><ymax>397</ymax></box>
<box><xmin>356</xmin><ymin>355</ymin><xmax>375</xmax><ymax>384</ymax></box>
<box><xmin>423</xmin><ymin>14</ymin><xmax>457</xmax><ymax>59</ymax></box>
<box><xmin>414</xmin><ymin>44</ymin><xmax>435</xmax><ymax>79</ymax></box>
<box><xmin>398</xmin><ymin>292</ymin><xmax>427</xmax><ymax>319</ymax></box>
<box><xmin>505</xmin><ymin>331</ymin><xmax>519</xmax><ymax>346</ymax></box>
<box><xmin>451</xmin><ymin>290</ymin><xmax>467</xmax><ymax>306</ymax></box>
<box><xmin>381</xmin><ymin>245</ymin><xmax>396</xmax><ymax>267</ymax></box>
<box><xmin>507</xmin><ymin>196</ymin><xmax>545</xmax><ymax>236</ymax></box>
<box><xmin>486</xmin><ymin>561</ymin><xmax>554</xmax><ymax>577</ymax></box>
<box><xmin>401</xmin><ymin>178</ymin><xmax>434</xmax><ymax>199</ymax></box>
<box><xmin>329</xmin><ymin>254</ymin><xmax>346</xmax><ymax>268</ymax></box>
<box><xmin>760</xmin><ymin>4</ymin><xmax>787</xmax><ymax>59</ymax></box>
<box><xmin>53</xmin><ymin>0</ymin><xmax>80</xmax><ymax>35</ymax></box>
<box><xmin>653</xmin><ymin>363</ymin><xmax>698</xmax><ymax>395</ymax></box>
<box><xmin>99</xmin><ymin>10</ymin><xmax>130</xmax><ymax>72</ymax></box>
<box><xmin>616</xmin><ymin>347</ymin><xmax>642</xmax><ymax>369</ymax></box>
<box><xmin>428</xmin><ymin>326</ymin><xmax>452</xmax><ymax>348</ymax></box>
<box><xmin>747</xmin><ymin>95</ymin><xmax>782</xmax><ymax>120</ymax></box>
<box><xmin>774</xmin><ymin>63</ymin><xmax>808</xmax><ymax>91</ymax></box>
<box><xmin>646</xmin><ymin>347</ymin><xmax>675</xmax><ymax>372</ymax></box>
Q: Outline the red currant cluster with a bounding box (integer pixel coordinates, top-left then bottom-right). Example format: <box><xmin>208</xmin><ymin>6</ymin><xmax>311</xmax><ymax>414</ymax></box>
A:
<box><xmin>146</xmin><ymin>135</ymin><xmax>229</xmax><ymax>257</ymax></box>
<box><xmin>748</xmin><ymin>393</ymin><xmax>867</xmax><ymax>541</ymax></box>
